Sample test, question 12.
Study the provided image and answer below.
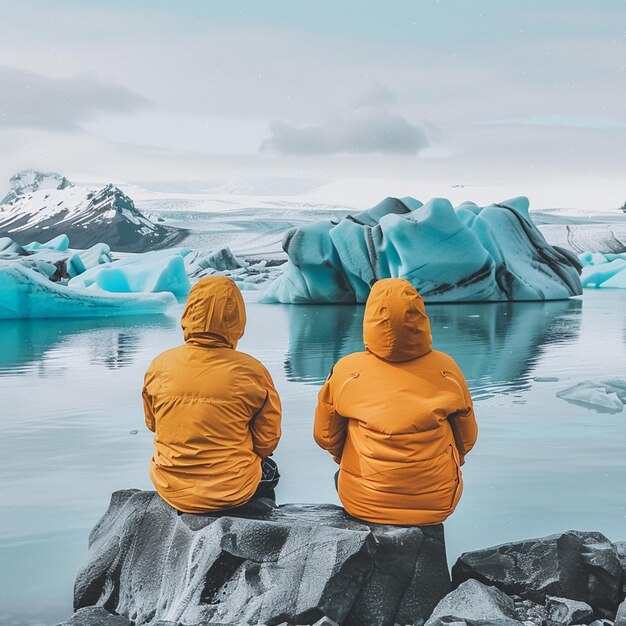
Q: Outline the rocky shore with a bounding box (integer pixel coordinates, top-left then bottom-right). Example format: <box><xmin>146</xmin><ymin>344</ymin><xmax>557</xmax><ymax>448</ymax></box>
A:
<box><xmin>58</xmin><ymin>490</ymin><xmax>626</xmax><ymax>626</ymax></box>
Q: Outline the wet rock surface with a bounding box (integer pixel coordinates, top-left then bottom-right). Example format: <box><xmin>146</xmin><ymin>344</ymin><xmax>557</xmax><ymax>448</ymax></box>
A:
<box><xmin>544</xmin><ymin>595</ymin><xmax>594</xmax><ymax>625</ymax></box>
<box><xmin>66</xmin><ymin>493</ymin><xmax>626</xmax><ymax>626</ymax></box>
<box><xmin>73</xmin><ymin>490</ymin><xmax>450</xmax><ymax>626</ymax></box>
<box><xmin>424</xmin><ymin>579</ymin><xmax>524</xmax><ymax>626</ymax></box>
<box><xmin>452</xmin><ymin>530</ymin><xmax>623</xmax><ymax>617</ymax></box>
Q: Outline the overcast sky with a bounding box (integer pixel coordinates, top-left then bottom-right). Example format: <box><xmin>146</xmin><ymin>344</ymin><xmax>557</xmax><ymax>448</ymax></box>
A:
<box><xmin>1</xmin><ymin>0</ymin><xmax>625</xmax><ymax>207</ymax></box>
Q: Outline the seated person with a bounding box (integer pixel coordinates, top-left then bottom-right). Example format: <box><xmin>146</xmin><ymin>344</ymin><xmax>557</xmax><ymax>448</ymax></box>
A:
<box><xmin>143</xmin><ymin>276</ymin><xmax>281</xmax><ymax>513</ymax></box>
<box><xmin>314</xmin><ymin>278</ymin><xmax>477</xmax><ymax>526</ymax></box>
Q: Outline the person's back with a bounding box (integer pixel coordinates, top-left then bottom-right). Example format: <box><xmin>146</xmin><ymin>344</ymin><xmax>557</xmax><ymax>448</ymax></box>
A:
<box><xmin>143</xmin><ymin>276</ymin><xmax>281</xmax><ymax>513</ymax></box>
<box><xmin>314</xmin><ymin>278</ymin><xmax>477</xmax><ymax>525</ymax></box>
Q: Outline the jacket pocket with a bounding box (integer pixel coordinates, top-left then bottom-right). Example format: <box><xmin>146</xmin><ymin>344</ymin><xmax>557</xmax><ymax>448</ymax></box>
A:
<box><xmin>448</xmin><ymin>444</ymin><xmax>463</xmax><ymax>510</ymax></box>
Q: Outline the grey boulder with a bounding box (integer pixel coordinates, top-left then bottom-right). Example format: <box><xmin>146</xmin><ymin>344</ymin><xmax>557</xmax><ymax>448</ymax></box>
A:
<box><xmin>55</xmin><ymin>607</ymin><xmax>133</xmax><ymax>626</ymax></box>
<box><xmin>452</xmin><ymin>531</ymin><xmax>623</xmax><ymax>617</ymax></box>
<box><xmin>423</xmin><ymin>579</ymin><xmax>524</xmax><ymax>626</ymax></box>
<box><xmin>545</xmin><ymin>595</ymin><xmax>594</xmax><ymax>625</ymax></box>
<box><xmin>74</xmin><ymin>490</ymin><xmax>450</xmax><ymax>626</ymax></box>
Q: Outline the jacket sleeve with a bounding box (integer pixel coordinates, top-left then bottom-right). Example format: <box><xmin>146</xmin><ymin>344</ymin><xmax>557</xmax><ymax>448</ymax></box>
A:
<box><xmin>250</xmin><ymin>369</ymin><xmax>282</xmax><ymax>459</ymax></box>
<box><xmin>446</xmin><ymin>363</ymin><xmax>478</xmax><ymax>465</ymax></box>
<box><xmin>314</xmin><ymin>371</ymin><xmax>347</xmax><ymax>464</ymax></box>
<box><xmin>142</xmin><ymin>366</ymin><xmax>156</xmax><ymax>433</ymax></box>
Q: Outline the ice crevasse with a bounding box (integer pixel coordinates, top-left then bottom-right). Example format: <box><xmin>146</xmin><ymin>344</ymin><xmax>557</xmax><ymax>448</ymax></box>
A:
<box><xmin>260</xmin><ymin>196</ymin><xmax>583</xmax><ymax>304</ymax></box>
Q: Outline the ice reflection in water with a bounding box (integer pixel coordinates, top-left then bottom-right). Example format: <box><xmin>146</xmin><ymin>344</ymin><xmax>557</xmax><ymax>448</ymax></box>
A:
<box><xmin>0</xmin><ymin>316</ymin><xmax>176</xmax><ymax>375</ymax></box>
<box><xmin>285</xmin><ymin>299</ymin><xmax>582</xmax><ymax>399</ymax></box>
<box><xmin>0</xmin><ymin>291</ymin><xmax>625</xmax><ymax>626</ymax></box>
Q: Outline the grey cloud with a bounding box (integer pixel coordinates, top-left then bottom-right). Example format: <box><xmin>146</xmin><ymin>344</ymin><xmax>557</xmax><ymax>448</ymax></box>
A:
<box><xmin>0</xmin><ymin>66</ymin><xmax>148</xmax><ymax>130</ymax></box>
<box><xmin>261</xmin><ymin>106</ymin><xmax>428</xmax><ymax>156</ymax></box>
<box><xmin>349</xmin><ymin>83</ymin><xmax>397</xmax><ymax>109</ymax></box>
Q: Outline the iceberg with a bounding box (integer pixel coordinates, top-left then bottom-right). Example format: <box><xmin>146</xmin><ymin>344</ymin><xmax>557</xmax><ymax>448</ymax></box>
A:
<box><xmin>0</xmin><ymin>235</ymin><xmax>113</xmax><ymax>279</ymax></box>
<box><xmin>556</xmin><ymin>380</ymin><xmax>626</xmax><ymax>414</ymax></box>
<box><xmin>0</xmin><ymin>265</ymin><xmax>176</xmax><ymax>319</ymax></box>
<box><xmin>23</xmin><ymin>234</ymin><xmax>70</xmax><ymax>252</ymax></box>
<box><xmin>578</xmin><ymin>252</ymin><xmax>626</xmax><ymax>289</ymax></box>
<box><xmin>261</xmin><ymin>196</ymin><xmax>583</xmax><ymax>304</ymax></box>
<box><xmin>68</xmin><ymin>249</ymin><xmax>191</xmax><ymax>297</ymax></box>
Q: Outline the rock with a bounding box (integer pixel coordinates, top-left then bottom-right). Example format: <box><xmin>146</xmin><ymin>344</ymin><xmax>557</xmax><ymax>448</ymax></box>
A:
<box><xmin>452</xmin><ymin>531</ymin><xmax>623</xmax><ymax>617</ymax></box>
<box><xmin>614</xmin><ymin>542</ymin><xmax>626</xmax><ymax>597</ymax></box>
<box><xmin>74</xmin><ymin>490</ymin><xmax>450</xmax><ymax>626</ymax></box>
<box><xmin>588</xmin><ymin>620</ymin><xmax>615</xmax><ymax>626</ymax></box>
<box><xmin>312</xmin><ymin>618</ymin><xmax>340</xmax><ymax>626</ymax></box>
<box><xmin>55</xmin><ymin>606</ymin><xmax>133</xmax><ymax>625</ymax></box>
<box><xmin>545</xmin><ymin>596</ymin><xmax>594</xmax><ymax>625</ymax></box>
<box><xmin>511</xmin><ymin>596</ymin><xmax>547</xmax><ymax>625</ymax></box>
<box><xmin>423</xmin><ymin>579</ymin><xmax>523</xmax><ymax>626</ymax></box>
<box><xmin>615</xmin><ymin>600</ymin><xmax>626</xmax><ymax>626</ymax></box>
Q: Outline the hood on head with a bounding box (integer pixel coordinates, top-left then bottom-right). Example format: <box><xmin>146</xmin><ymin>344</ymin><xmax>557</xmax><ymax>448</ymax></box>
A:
<box><xmin>181</xmin><ymin>276</ymin><xmax>245</xmax><ymax>348</ymax></box>
<box><xmin>363</xmin><ymin>278</ymin><xmax>432</xmax><ymax>362</ymax></box>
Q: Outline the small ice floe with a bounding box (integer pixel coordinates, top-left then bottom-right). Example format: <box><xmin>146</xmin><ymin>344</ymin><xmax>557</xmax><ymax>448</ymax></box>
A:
<box><xmin>556</xmin><ymin>380</ymin><xmax>626</xmax><ymax>413</ymax></box>
<box><xmin>578</xmin><ymin>251</ymin><xmax>626</xmax><ymax>289</ymax></box>
<box><xmin>534</xmin><ymin>376</ymin><xmax>560</xmax><ymax>382</ymax></box>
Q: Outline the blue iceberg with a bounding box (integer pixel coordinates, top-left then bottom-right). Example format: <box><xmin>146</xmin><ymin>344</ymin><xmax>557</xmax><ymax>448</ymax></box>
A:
<box><xmin>0</xmin><ymin>265</ymin><xmax>176</xmax><ymax>319</ymax></box>
<box><xmin>68</xmin><ymin>249</ymin><xmax>191</xmax><ymax>297</ymax></box>
<box><xmin>579</xmin><ymin>252</ymin><xmax>626</xmax><ymax>289</ymax></box>
<box><xmin>261</xmin><ymin>196</ymin><xmax>583</xmax><ymax>304</ymax></box>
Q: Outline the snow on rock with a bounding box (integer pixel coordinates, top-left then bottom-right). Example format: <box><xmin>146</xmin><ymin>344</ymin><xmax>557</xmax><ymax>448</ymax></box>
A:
<box><xmin>0</xmin><ymin>172</ymin><xmax>187</xmax><ymax>252</ymax></box>
<box><xmin>73</xmin><ymin>490</ymin><xmax>450</xmax><ymax>626</ymax></box>
<box><xmin>0</xmin><ymin>170</ymin><xmax>72</xmax><ymax>205</ymax></box>
<box><xmin>452</xmin><ymin>530</ymin><xmax>623</xmax><ymax>618</ymax></box>
<box><xmin>556</xmin><ymin>380</ymin><xmax>626</xmax><ymax>413</ymax></box>
<box><xmin>69</xmin><ymin>249</ymin><xmax>191</xmax><ymax>297</ymax></box>
<box><xmin>579</xmin><ymin>251</ymin><xmax>626</xmax><ymax>289</ymax></box>
<box><xmin>0</xmin><ymin>265</ymin><xmax>175</xmax><ymax>319</ymax></box>
<box><xmin>261</xmin><ymin>196</ymin><xmax>583</xmax><ymax>304</ymax></box>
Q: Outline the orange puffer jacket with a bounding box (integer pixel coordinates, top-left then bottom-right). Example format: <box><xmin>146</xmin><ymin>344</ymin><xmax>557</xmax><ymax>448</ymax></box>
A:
<box><xmin>314</xmin><ymin>278</ymin><xmax>477</xmax><ymax>525</ymax></box>
<box><xmin>143</xmin><ymin>276</ymin><xmax>281</xmax><ymax>513</ymax></box>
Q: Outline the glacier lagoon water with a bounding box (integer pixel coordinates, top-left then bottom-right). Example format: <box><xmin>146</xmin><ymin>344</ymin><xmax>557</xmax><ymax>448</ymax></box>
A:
<box><xmin>1</xmin><ymin>290</ymin><xmax>626</xmax><ymax>625</ymax></box>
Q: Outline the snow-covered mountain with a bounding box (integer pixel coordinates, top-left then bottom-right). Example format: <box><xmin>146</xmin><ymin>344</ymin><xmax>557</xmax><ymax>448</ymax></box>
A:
<box><xmin>0</xmin><ymin>172</ymin><xmax>187</xmax><ymax>252</ymax></box>
<box><xmin>0</xmin><ymin>171</ymin><xmax>73</xmax><ymax>205</ymax></box>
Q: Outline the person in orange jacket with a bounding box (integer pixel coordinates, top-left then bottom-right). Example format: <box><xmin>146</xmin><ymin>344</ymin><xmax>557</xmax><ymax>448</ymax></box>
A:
<box><xmin>143</xmin><ymin>276</ymin><xmax>282</xmax><ymax>513</ymax></box>
<box><xmin>314</xmin><ymin>278</ymin><xmax>477</xmax><ymax>526</ymax></box>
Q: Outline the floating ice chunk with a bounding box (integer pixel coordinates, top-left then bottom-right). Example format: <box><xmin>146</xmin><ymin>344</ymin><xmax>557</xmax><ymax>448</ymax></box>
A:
<box><xmin>0</xmin><ymin>236</ymin><xmax>28</xmax><ymax>256</ymax></box>
<box><xmin>262</xmin><ymin>196</ymin><xmax>582</xmax><ymax>303</ymax></box>
<box><xmin>74</xmin><ymin>243</ymin><xmax>112</xmax><ymax>270</ymax></box>
<box><xmin>0</xmin><ymin>264</ymin><xmax>175</xmax><ymax>319</ymax></box>
<box><xmin>578</xmin><ymin>251</ymin><xmax>626</xmax><ymax>289</ymax></box>
<box><xmin>23</xmin><ymin>234</ymin><xmax>70</xmax><ymax>252</ymax></box>
<box><xmin>185</xmin><ymin>247</ymin><xmax>246</xmax><ymax>276</ymax></box>
<box><xmin>69</xmin><ymin>251</ymin><xmax>190</xmax><ymax>296</ymax></box>
<box><xmin>556</xmin><ymin>380</ymin><xmax>625</xmax><ymax>413</ymax></box>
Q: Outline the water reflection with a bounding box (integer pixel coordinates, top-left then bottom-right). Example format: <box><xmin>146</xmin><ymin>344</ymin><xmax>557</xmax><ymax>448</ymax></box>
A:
<box><xmin>285</xmin><ymin>299</ymin><xmax>582</xmax><ymax>398</ymax></box>
<box><xmin>0</xmin><ymin>315</ymin><xmax>176</xmax><ymax>374</ymax></box>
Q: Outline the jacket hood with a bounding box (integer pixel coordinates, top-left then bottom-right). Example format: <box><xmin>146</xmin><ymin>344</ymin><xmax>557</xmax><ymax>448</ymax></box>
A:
<box><xmin>181</xmin><ymin>276</ymin><xmax>245</xmax><ymax>348</ymax></box>
<box><xmin>363</xmin><ymin>278</ymin><xmax>432</xmax><ymax>362</ymax></box>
